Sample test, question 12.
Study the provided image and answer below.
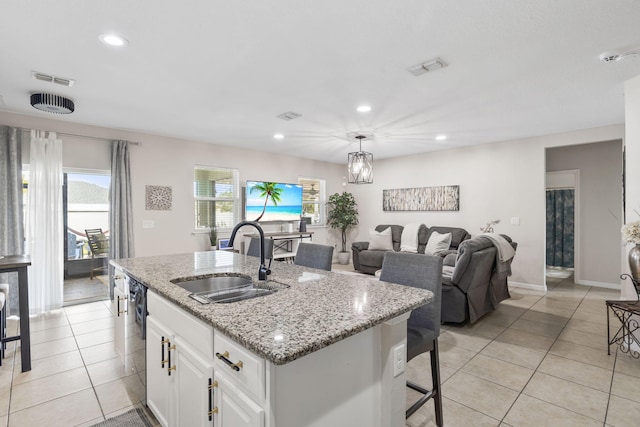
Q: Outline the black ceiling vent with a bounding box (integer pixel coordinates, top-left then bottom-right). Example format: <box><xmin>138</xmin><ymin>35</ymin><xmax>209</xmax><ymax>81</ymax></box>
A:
<box><xmin>30</xmin><ymin>93</ymin><xmax>75</xmax><ymax>114</ymax></box>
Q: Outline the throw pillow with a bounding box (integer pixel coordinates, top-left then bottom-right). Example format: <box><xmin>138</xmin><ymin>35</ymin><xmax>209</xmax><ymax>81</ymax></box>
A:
<box><xmin>400</xmin><ymin>223</ymin><xmax>420</xmax><ymax>253</ymax></box>
<box><xmin>424</xmin><ymin>231</ymin><xmax>452</xmax><ymax>256</ymax></box>
<box><xmin>368</xmin><ymin>227</ymin><xmax>394</xmax><ymax>251</ymax></box>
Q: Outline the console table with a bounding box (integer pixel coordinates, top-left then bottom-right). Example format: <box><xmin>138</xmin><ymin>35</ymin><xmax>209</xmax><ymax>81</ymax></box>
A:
<box><xmin>0</xmin><ymin>254</ymin><xmax>32</xmax><ymax>371</ymax></box>
<box><xmin>606</xmin><ymin>274</ymin><xmax>640</xmax><ymax>358</ymax></box>
<box><xmin>245</xmin><ymin>231</ymin><xmax>314</xmax><ymax>261</ymax></box>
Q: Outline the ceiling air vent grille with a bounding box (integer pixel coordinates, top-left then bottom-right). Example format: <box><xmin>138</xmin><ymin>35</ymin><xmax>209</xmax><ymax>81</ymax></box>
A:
<box><xmin>32</xmin><ymin>71</ymin><xmax>76</xmax><ymax>87</ymax></box>
<box><xmin>277</xmin><ymin>111</ymin><xmax>302</xmax><ymax>121</ymax></box>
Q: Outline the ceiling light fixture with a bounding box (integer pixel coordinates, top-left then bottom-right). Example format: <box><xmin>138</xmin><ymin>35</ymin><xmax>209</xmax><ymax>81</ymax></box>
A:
<box><xmin>435</xmin><ymin>134</ymin><xmax>447</xmax><ymax>141</ymax></box>
<box><xmin>347</xmin><ymin>135</ymin><xmax>373</xmax><ymax>184</ymax></box>
<box><xmin>357</xmin><ymin>105</ymin><xmax>371</xmax><ymax>113</ymax></box>
<box><xmin>30</xmin><ymin>93</ymin><xmax>75</xmax><ymax>114</ymax></box>
<box><xmin>273</xmin><ymin>133</ymin><xmax>284</xmax><ymax>140</ymax></box>
<box><xmin>99</xmin><ymin>33</ymin><xmax>128</xmax><ymax>47</ymax></box>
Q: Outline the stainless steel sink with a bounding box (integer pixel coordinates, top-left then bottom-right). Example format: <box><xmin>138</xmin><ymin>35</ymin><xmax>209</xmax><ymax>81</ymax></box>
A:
<box><xmin>171</xmin><ymin>274</ymin><xmax>252</xmax><ymax>293</ymax></box>
<box><xmin>171</xmin><ymin>274</ymin><xmax>289</xmax><ymax>304</ymax></box>
<box><xmin>195</xmin><ymin>287</ymin><xmax>276</xmax><ymax>304</ymax></box>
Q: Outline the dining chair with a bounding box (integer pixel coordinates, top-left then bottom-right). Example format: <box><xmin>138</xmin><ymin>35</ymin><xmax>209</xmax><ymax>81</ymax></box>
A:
<box><xmin>246</xmin><ymin>237</ymin><xmax>274</xmax><ymax>260</ymax></box>
<box><xmin>293</xmin><ymin>243</ymin><xmax>334</xmax><ymax>271</ymax></box>
<box><xmin>379</xmin><ymin>251</ymin><xmax>443</xmax><ymax>425</ymax></box>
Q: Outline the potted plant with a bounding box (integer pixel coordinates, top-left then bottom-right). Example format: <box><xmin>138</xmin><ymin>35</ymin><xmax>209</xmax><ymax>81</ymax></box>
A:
<box><xmin>209</xmin><ymin>226</ymin><xmax>217</xmax><ymax>250</ymax></box>
<box><xmin>326</xmin><ymin>191</ymin><xmax>359</xmax><ymax>265</ymax></box>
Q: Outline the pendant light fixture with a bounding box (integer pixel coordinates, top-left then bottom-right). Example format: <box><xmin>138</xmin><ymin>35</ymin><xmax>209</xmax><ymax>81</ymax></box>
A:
<box><xmin>347</xmin><ymin>135</ymin><xmax>373</xmax><ymax>184</ymax></box>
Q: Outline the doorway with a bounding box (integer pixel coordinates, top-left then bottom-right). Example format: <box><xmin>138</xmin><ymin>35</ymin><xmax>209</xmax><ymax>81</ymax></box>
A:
<box><xmin>63</xmin><ymin>170</ymin><xmax>111</xmax><ymax>305</ymax></box>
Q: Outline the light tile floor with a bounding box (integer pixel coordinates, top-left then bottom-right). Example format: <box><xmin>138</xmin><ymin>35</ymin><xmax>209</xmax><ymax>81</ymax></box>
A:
<box><xmin>0</xmin><ymin>267</ymin><xmax>637</xmax><ymax>426</ymax></box>
<box><xmin>403</xmin><ymin>274</ymin><xmax>640</xmax><ymax>427</ymax></box>
<box><xmin>0</xmin><ymin>299</ymin><xmax>157</xmax><ymax>427</ymax></box>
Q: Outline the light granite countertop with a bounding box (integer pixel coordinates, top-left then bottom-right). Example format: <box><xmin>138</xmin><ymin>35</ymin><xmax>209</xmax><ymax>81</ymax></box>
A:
<box><xmin>111</xmin><ymin>251</ymin><xmax>433</xmax><ymax>365</ymax></box>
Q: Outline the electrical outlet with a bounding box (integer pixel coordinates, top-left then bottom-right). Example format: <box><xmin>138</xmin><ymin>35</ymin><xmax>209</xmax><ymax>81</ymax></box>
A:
<box><xmin>510</xmin><ymin>217</ymin><xmax>520</xmax><ymax>226</ymax></box>
<box><xmin>393</xmin><ymin>344</ymin><xmax>405</xmax><ymax>377</ymax></box>
<box><xmin>142</xmin><ymin>220</ymin><xmax>155</xmax><ymax>229</ymax></box>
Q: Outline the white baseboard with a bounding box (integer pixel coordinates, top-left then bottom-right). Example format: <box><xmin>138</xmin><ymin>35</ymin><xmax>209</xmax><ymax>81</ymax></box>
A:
<box><xmin>576</xmin><ymin>279</ymin><xmax>620</xmax><ymax>290</ymax></box>
<box><xmin>509</xmin><ymin>281</ymin><xmax>546</xmax><ymax>292</ymax></box>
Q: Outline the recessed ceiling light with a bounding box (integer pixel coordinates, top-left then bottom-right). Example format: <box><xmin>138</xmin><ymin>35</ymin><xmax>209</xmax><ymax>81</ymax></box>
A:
<box><xmin>99</xmin><ymin>33</ymin><xmax>128</xmax><ymax>47</ymax></box>
<box><xmin>435</xmin><ymin>134</ymin><xmax>447</xmax><ymax>141</ymax></box>
<box><xmin>357</xmin><ymin>105</ymin><xmax>371</xmax><ymax>113</ymax></box>
<box><xmin>273</xmin><ymin>134</ymin><xmax>284</xmax><ymax>140</ymax></box>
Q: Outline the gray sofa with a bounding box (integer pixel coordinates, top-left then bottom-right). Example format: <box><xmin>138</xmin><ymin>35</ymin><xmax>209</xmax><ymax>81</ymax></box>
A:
<box><xmin>351</xmin><ymin>224</ymin><xmax>470</xmax><ymax>275</ymax></box>
<box><xmin>441</xmin><ymin>234</ymin><xmax>517</xmax><ymax>323</ymax></box>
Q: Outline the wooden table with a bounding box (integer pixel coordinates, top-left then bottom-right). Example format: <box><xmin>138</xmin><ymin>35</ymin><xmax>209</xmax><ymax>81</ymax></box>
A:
<box><xmin>0</xmin><ymin>254</ymin><xmax>32</xmax><ymax>371</ymax></box>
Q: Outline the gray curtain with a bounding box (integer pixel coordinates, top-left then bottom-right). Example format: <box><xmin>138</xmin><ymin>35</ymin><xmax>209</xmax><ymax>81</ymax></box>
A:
<box><xmin>546</xmin><ymin>189</ymin><xmax>575</xmax><ymax>268</ymax></box>
<box><xmin>0</xmin><ymin>126</ymin><xmax>24</xmax><ymax>315</ymax></box>
<box><xmin>109</xmin><ymin>140</ymin><xmax>135</xmax><ymax>299</ymax></box>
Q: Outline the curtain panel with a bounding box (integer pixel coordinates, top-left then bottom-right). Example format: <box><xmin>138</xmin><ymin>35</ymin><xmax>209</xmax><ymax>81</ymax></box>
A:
<box><xmin>27</xmin><ymin>130</ymin><xmax>64</xmax><ymax>313</ymax></box>
<box><xmin>109</xmin><ymin>140</ymin><xmax>135</xmax><ymax>299</ymax></box>
<box><xmin>0</xmin><ymin>126</ymin><xmax>24</xmax><ymax>315</ymax></box>
<box><xmin>546</xmin><ymin>189</ymin><xmax>575</xmax><ymax>268</ymax></box>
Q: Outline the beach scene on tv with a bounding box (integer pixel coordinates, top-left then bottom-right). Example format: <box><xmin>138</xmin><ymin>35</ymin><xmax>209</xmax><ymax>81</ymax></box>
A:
<box><xmin>245</xmin><ymin>181</ymin><xmax>303</xmax><ymax>222</ymax></box>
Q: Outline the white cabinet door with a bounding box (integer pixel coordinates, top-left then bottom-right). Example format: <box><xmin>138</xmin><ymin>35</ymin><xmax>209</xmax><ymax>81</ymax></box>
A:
<box><xmin>113</xmin><ymin>269</ymin><xmax>128</xmax><ymax>360</ymax></box>
<box><xmin>215</xmin><ymin>373</ymin><xmax>264</xmax><ymax>427</ymax></box>
<box><xmin>146</xmin><ymin>316</ymin><xmax>174</xmax><ymax>427</ymax></box>
<box><xmin>175</xmin><ymin>337</ymin><xmax>215</xmax><ymax>427</ymax></box>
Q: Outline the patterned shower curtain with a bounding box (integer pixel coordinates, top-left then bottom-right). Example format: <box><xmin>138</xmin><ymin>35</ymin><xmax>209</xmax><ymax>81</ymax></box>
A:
<box><xmin>546</xmin><ymin>189</ymin><xmax>575</xmax><ymax>268</ymax></box>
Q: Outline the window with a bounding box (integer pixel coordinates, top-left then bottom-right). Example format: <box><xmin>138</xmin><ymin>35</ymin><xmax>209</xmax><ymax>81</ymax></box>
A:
<box><xmin>194</xmin><ymin>166</ymin><xmax>239</xmax><ymax>230</ymax></box>
<box><xmin>298</xmin><ymin>177</ymin><xmax>325</xmax><ymax>225</ymax></box>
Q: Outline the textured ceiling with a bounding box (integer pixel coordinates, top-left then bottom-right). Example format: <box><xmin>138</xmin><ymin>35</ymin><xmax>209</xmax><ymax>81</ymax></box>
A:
<box><xmin>1</xmin><ymin>0</ymin><xmax>639</xmax><ymax>163</ymax></box>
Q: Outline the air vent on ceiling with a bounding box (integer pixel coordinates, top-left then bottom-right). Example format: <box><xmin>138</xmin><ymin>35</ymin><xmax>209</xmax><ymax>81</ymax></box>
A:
<box><xmin>408</xmin><ymin>58</ymin><xmax>448</xmax><ymax>76</ymax></box>
<box><xmin>32</xmin><ymin>71</ymin><xmax>76</xmax><ymax>87</ymax></box>
<box><xmin>277</xmin><ymin>111</ymin><xmax>302</xmax><ymax>120</ymax></box>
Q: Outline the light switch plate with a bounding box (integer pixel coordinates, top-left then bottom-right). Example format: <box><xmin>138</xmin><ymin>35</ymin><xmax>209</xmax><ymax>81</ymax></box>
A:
<box><xmin>510</xmin><ymin>217</ymin><xmax>520</xmax><ymax>226</ymax></box>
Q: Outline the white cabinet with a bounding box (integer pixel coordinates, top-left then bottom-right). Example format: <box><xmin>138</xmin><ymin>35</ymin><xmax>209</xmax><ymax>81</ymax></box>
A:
<box><xmin>215</xmin><ymin>373</ymin><xmax>264</xmax><ymax>427</ymax></box>
<box><xmin>147</xmin><ymin>292</ymin><xmax>215</xmax><ymax>427</ymax></box>
<box><xmin>113</xmin><ymin>267</ymin><xmax>128</xmax><ymax>361</ymax></box>
<box><xmin>213</xmin><ymin>331</ymin><xmax>265</xmax><ymax>427</ymax></box>
<box><xmin>146</xmin><ymin>316</ymin><xmax>173</xmax><ymax>427</ymax></box>
<box><xmin>175</xmin><ymin>336</ymin><xmax>215</xmax><ymax>427</ymax></box>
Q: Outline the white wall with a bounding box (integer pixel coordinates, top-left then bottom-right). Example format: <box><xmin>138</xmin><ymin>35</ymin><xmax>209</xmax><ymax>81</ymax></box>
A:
<box><xmin>546</xmin><ymin>141</ymin><xmax>623</xmax><ymax>287</ymax></box>
<box><xmin>348</xmin><ymin>125</ymin><xmax>625</xmax><ymax>289</ymax></box>
<box><xmin>0</xmin><ymin>111</ymin><xmax>345</xmax><ymax>257</ymax></box>
<box><xmin>624</xmin><ymin>74</ymin><xmax>640</xmax><ymax>298</ymax></box>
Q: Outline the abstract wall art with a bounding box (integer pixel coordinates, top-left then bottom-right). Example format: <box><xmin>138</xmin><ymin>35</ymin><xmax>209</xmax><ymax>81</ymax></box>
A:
<box><xmin>382</xmin><ymin>185</ymin><xmax>460</xmax><ymax>211</ymax></box>
<box><xmin>145</xmin><ymin>185</ymin><xmax>172</xmax><ymax>210</ymax></box>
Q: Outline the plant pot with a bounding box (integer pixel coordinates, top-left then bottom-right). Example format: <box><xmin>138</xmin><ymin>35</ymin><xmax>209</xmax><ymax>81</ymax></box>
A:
<box><xmin>337</xmin><ymin>251</ymin><xmax>350</xmax><ymax>265</ymax></box>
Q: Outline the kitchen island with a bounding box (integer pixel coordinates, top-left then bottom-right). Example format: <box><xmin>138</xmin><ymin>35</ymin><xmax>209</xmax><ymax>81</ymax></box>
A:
<box><xmin>112</xmin><ymin>250</ymin><xmax>432</xmax><ymax>427</ymax></box>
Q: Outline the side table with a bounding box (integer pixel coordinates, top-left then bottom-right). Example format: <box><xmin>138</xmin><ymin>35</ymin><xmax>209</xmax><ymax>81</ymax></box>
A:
<box><xmin>0</xmin><ymin>254</ymin><xmax>32</xmax><ymax>371</ymax></box>
<box><xmin>606</xmin><ymin>274</ymin><xmax>640</xmax><ymax>358</ymax></box>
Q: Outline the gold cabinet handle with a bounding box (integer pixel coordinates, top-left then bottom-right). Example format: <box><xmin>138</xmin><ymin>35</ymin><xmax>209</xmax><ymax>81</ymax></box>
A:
<box><xmin>216</xmin><ymin>351</ymin><xmax>243</xmax><ymax>371</ymax></box>
<box><xmin>208</xmin><ymin>378</ymin><xmax>217</xmax><ymax>421</ymax></box>
<box><xmin>116</xmin><ymin>295</ymin><xmax>127</xmax><ymax>316</ymax></box>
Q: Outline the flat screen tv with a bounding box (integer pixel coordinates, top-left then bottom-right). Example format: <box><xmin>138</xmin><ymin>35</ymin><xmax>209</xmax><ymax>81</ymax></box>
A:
<box><xmin>245</xmin><ymin>181</ymin><xmax>303</xmax><ymax>222</ymax></box>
